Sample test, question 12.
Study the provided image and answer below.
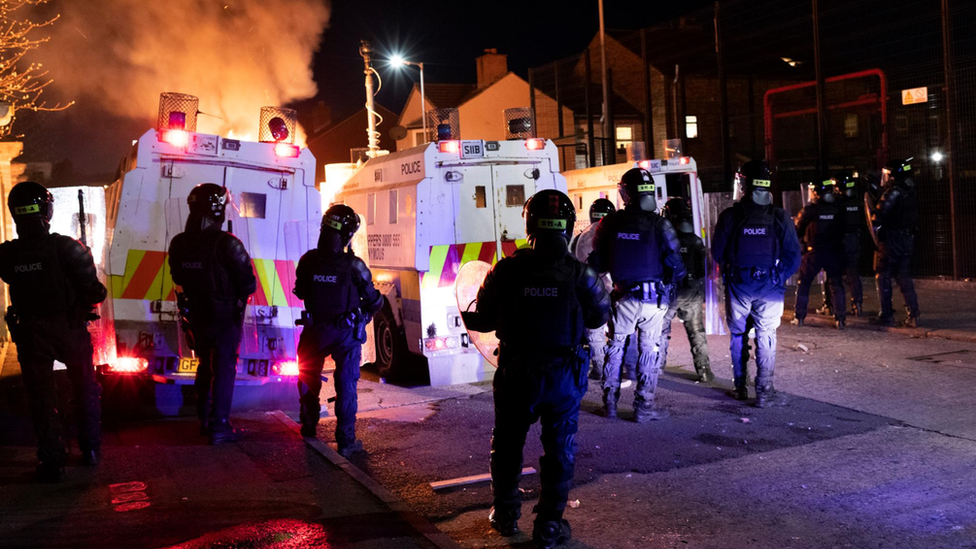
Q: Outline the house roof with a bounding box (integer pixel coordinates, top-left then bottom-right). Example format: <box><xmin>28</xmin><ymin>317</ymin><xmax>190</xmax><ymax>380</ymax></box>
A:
<box><xmin>307</xmin><ymin>103</ymin><xmax>398</xmax><ymax>146</ymax></box>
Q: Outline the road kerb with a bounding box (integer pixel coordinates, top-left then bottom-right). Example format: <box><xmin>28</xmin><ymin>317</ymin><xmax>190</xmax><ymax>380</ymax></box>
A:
<box><xmin>780</xmin><ymin>313</ymin><xmax>974</xmax><ymax>342</ymax></box>
<box><xmin>268</xmin><ymin>410</ymin><xmax>462</xmax><ymax>549</ymax></box>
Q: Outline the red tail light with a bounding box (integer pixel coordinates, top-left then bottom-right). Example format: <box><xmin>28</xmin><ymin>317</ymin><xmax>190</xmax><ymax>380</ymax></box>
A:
<box><xmin>272</xmin><ymin>360</ymin><xmax>299</xmax><ymax>376</ymax></box>
<box><xmin>679</xmin><ymin>156</ymin><xmax>690</xmax><ymax>165</ymax></box>
<box><xmin>274</xmin><ymin>143</ymin><xmax>301</xmax><ymax>158</ymax></box>
<box><xmin>438</xmin><ymin>140</ymin><xmax>460</xmax><ymax>154</ymax></box>
<box><xmin>638</xmin><ymin>160</ymin><xmax>651</xmax><ymax>170</ymax></box>
<box><xmin>525</xmin><ymin>138</ymin><xmax>545</xmax><ymax>151</ymax></box>
<box><xmin>423</xmin><ymin>336</ymin><xmax>460</xmax><ymax>352</ymax></box>
<box><xmin>160</xmin><ymin>130</ymin><xmax>188</xmax><ymax>148</ymax></box>
<box><xmin>105</xmin><ymin>357</ymin><xmax>149</xmax><ymax>374</ymax></box>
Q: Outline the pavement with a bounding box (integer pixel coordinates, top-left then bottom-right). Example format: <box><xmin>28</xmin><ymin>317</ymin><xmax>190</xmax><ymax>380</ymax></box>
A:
<box><xmin>0</xmin><ymin>346</ymin><xmax>459</xmax><ymax>549</ymax></box>
<box><xmin>783</xmin><ymin>277</ymin><xmax>976</xmax><ymax>342</ymax></box>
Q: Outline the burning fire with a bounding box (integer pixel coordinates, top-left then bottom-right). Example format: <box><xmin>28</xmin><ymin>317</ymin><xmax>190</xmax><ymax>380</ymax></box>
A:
<box><xmin>36</xmin><ymin>0</ymin><xmax>329</xmax><ymax>146</ymax></box>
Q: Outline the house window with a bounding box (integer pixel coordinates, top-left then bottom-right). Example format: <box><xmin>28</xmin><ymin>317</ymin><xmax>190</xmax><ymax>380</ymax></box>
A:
<box><xmin>685</xmin><ymin>116</ymin><xmax>699</xmax><ymax>139</ymax></box>
<box><xmin>615</xmin><ymin>125</ymin><xmax>633</xmax><ymax>152</ymax></box>
<box><xmin>506</xmin><ymin>185</ymin><xmax>525</xmax><ymax>207</ymax></box>
<box><xmin>475</xmin><ymin>186</ymin><xmax>487</xmax><ymax>208</ymax></box>
<box><xmin>413</xmin><ymin>130</ymin><xmax>426</xmax><ymax>147</ymax></box>
<box><xmin>389</xmin><ymin>189</ymin><xmax>398</xmax><ymax>224</ymax></box>
<box><xmin>366</xmin><ymin>193</ymin><xmax>375</xmax><ymax>225</ymax></box>
<box><xmin>239</xmin><ymin>192</ymin><xmax>266</xmax><ymax>219</ymax></box>
<box><xmin>844</xmin><ymin>113</ymin><xmax>859</xmax><ymax>138</ymax></box>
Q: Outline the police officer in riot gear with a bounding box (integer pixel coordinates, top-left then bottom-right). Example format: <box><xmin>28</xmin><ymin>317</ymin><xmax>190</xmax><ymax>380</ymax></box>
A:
<box><xmin>169</xmin><ymin>183</ymin><xmax>256</xmax><ymax>445</ymax></box>
<box><xmin>872</xmin><ymin>158</ymin><xmax>920</xmax><ymax>327</ymax></box>
<box><xmin>712</xmin><ymin>161</ymin><xmax>801</xmax><ymax>407</ymax></box>
<box><xmin>462</xmin><ymin>190</ymin><xmax>609</xmax><ymax>549</ymax></box>
<box><xmin>569</xmin><ymin>198</ymin><xmax>615</xmax><ymax>381</ymax></box>
<box><xmin>0</xmin><ymin>181</ymin><xmax>107</xmax><ymax>481</ymax></box>
<box><xmin>792</xmin><ymin>178</ymin><xmax>847</xmax><ymax>329</ymax></box>
<box><xmin>658</xmin><ymin>198</ymin><xmax>714</xmax><ymax>382</ymax></box>
<box><xmin>294</xmin><ymin>204</ymin><xmax>383</xmax><ymax>457</ymax></box>
<box><xmin>819</xmin><ymin>171</ymin><xmax>864</xmax><ymax>317</ymax></box>
<box><xmin>589</xmin><ymin>168</ymin><xmax>685</xmax><ymax>422</ymax></box>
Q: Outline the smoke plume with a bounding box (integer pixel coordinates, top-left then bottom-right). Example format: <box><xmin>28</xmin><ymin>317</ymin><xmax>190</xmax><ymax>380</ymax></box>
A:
<box><xmin>35</xmin><ymin>0</ymin><xmax>330</xmax><ymax>142</ymax></box>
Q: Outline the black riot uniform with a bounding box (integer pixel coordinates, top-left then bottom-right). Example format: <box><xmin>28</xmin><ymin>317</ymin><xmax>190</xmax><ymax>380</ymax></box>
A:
<box><xmin>588</xmin><ymin>168</ymin><xmax>685</xmax><ymax>422</ymax></box>
<box><xmin>0</xmin><ymin>182</ymin><xmax>107</xmax><ymax>481</ymax></box>
<box><xmin>872</xmin><ymin>158</ymin><xmax>920</xmax><ymax>327</ymax></box>
<box><xmin>820</xmin><ymin>171</ymin><xmax>865</xmax><ymax>317</ymax></box>
<box><xmin>462</xmin><ymin>190</ymin><xmax>610</xmax><ymax>549</ymax></box>
<box><xmin>569</xmin><ymin>198</ymin><xmax>615</xmax><ymax>381</ymax></box>
<box><xmin>712</xmin><ymin>161</ymin><xmax>801</xmax><ymax>407</ymax></box>
<box><xmin>792</xmin><ymin>178</ymin><xmax>847</xmax><ymax>328</ymax></box>
<box><xmin>657</xmin><ymin>198</ymin><xmax>714</xmax><ymax>382</ymax></box>
<box><xmin>294</xmin><ymin>204</ymin><xmax>383</xmax><ymax>457</ymax></box>
<box><xmin>168</xmin><ymin>183</ymin><xmax>256</xmax><ymax>445</ymax></box>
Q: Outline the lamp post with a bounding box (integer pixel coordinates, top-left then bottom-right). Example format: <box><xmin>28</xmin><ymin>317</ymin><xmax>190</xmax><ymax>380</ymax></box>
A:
<box><xmin>390</xmin><ymin>55</ymin><xmax>427</xmax><ymax>142</ymax></box>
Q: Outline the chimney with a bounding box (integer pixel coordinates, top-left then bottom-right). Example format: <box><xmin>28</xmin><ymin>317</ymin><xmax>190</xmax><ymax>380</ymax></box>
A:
<box><xmin>476</xmin><ymin>49</ymin><xmax>508</xmax><ymax>89</ymax></box>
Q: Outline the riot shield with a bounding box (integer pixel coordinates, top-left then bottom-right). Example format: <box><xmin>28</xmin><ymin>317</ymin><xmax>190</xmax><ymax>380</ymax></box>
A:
<box><xmin>863</xmin><ymin>191</ymin><xmax>880</xmax><ymax>248</ymax></box>
<box><xmin>454</xmin><ymin>260</ymin><xmax>499</xmax><ymax>368</ymax></box>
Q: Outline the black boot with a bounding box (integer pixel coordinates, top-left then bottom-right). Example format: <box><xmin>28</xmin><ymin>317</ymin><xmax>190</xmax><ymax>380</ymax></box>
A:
<box><xmin>533</xmin><ymin>519</ymin><xmax>571</xmax><ymax>549</ymax></box>
<box><xmin>876</xmin><ymin>314</ymin><xmax>895</xmax><ymax>326</ymax></box>
<box><xmin>634</xmin><ymin>402</ymin><xmax>670</xmax><ymax>422</ymax></box>
<box><xmin>903</xmin><ymin>313</ymin><xmax>920</xmax><ymax>328</ymax></box>
<box><xmin>36</xmin><ymin>462</ymin><xmax>65</xmax><ymax>483</ymax></box>
<box><xmin>755</xmin><ymin>383</ymin><xmax>788</xmax><ymax>408</ymax></box>
<box><xmin>209</xmin><ymin>419</ymin><xmax>242</xmax><ymax>445</ymax></box>
<box><xmin>337</xmin><ymin>439</ymin><xmax>364</xmax><ymax>458</ymax></box>
<box><xmin>489</xmin><ymin>506</ymin><xmax>521</xmax><ymax>536</ymax></box>
<box><xmin>851</xmin><ymin>302</ymin><xmax>863</xmax><ymax>317</ymax></box>
<box><xmin>81</xmin><ymin>450</ymin><xmax>100</xmax><ymax>466</ymax></box>
<box><xmin>834</xmin><ymin>318</ymin><xmax>846</xmax><ymax>330</ymax></box>
<box><xmin>696</xmin><ymin>365</ymin><xmax>715</xmax><ymax>383</ymax></box>
<box><xmin>301</xmin><ymin>422</ymin><xmax>317</xmax><ymax>438</ymax></box>
<box><xmin>727</xmin><ymin>379</ymin><xmax>748</xmax><ymax>401</ymax></box>
<box><xmin>602</xmin><ymin>388</ymin><xmax>619</xmax><ymax>419</ymax></box>
<box><xmin>790</xmin><ymin>317</ymin><xmax>804</xmax><ymax>326</ymax></box>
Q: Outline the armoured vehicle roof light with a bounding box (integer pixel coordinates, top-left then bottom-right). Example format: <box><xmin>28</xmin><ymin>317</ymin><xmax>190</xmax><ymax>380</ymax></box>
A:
<box><xmin>160</xmin><ymin>129</ymin><xmax>189</xmax><ymax>148</ymax></box>
<box><xmin>438</xmin><ymin>141</ymin><xmax>460</xmax><ymax>154</ymax></box>
<box><xmin>275</xmin><ymin>143</ymin><xmax>301</xmax><ymax>158</ymax></box>
<box><xmin>525</xmin><ymin>138</ymin><xmax>545</xmax><ymax>151</ymax></box>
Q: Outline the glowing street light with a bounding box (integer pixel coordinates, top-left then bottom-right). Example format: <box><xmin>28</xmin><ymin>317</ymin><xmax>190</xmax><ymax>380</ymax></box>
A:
<box><xmin>931</xmin><ymin>151</ymin><xmax>944</xmax><ymax>163</ymax></box>
<box><xmin>389</xmin><ymin>54</ymin><xmax>427</xmax><ymax>141</ymax></box>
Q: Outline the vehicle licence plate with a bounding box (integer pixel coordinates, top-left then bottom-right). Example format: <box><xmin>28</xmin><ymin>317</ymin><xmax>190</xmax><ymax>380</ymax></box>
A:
<box><xmin>178</xmin><ymin>357</ymin><xmax>200</xmax><ymax>374</ymax></box>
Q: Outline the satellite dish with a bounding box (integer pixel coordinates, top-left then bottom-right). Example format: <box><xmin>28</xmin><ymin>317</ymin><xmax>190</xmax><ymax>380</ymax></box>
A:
<box><xmin>389</xmin><ymin>125</ymin><xmax>408</xmax><ymax>141</ymax></box>
<box><xmin>0</xmin><ymin>103</ymin><xmax>12</xmax><ymax>127</ymax></box>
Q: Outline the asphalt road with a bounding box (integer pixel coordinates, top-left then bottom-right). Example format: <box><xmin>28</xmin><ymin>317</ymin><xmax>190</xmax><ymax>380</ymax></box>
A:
<box><xmin>2</xmin><ymin>303</ymin><xmax>976</xmax><ymax>548</ymax></box>
<box><xmin>310</xmin><ymin>320</ymin><xmax>976</xmax><ymax>549</ymax></box>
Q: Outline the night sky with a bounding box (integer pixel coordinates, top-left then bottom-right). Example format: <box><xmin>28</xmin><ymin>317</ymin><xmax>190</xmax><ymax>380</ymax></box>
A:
<box><xmin>20</xmin><ymin>0</ymin><xmax>712</xmax><ymax>182</ymax></box>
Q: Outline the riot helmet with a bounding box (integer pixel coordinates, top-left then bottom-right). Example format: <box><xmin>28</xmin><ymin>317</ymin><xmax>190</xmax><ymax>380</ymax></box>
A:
<box><xmin>882</xmin><ymin>157</ymin><xmax>913</xmax><ymax>188</ymax></box>
<box><xmin>588</xmin><ymin>198</ymin><xmax>615</xmax><ymax>225</ymax></box>
<box><xmin>321</xmin><ymin>204</ymin><xmax>361</xmax><ymax>250</ymax></box>
<box><xmin>524</xmin><ymin>189</ymin><xmax>576</xmax><ymax>243</ymax></box>
<box><xmin>809</xmin><ymin>178</ymin><xmax>837</xmax><ymax>203</ymax></box>
<box><xmin>187</xmin><ymin>183</ymin><xmax>228</xmax><ymax>223</ymax></box>
<box><xmin>734</xmin><ymin>160</ymin><xmax>773</xmax><ymax>206</ymax></box>
<box><xmin>663</xmin><ymin>197</ymin><xmax>694</xmax><ymax>233</ymax></box>
<box><xmin>618</xmin><ymin>167</ymin><xmax>656</xmax><ymax>211</ymax></box>
<box><xmin>832</xmin><ymin>170</ymin><xmax>858</xmax><ymax>199</ymax></box>
<box><xmin>8</xmin><ymin>181</ymin><xmax>54</xmax><ymax>224</ymax></box>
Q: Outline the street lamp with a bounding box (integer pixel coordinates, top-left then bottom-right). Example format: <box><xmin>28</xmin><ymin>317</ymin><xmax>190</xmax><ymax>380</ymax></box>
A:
<box><xmin>390</xmin><ymin>55</ymin><xmax>427</xmax><ymax>141</ymax></box>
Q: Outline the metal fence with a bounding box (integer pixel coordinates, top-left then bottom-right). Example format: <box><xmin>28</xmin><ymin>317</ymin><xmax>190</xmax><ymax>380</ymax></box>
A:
<box><xmin>529</xmin><ymin>0</ymin><xmax>976</xmax><ymax>279</ymax></box>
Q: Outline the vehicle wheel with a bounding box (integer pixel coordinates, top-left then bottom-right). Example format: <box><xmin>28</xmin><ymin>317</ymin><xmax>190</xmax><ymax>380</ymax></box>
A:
<box><xmin>373</xmin><ymin>302</ymin><xmax>407</xmax><ymax>379</ymax></box>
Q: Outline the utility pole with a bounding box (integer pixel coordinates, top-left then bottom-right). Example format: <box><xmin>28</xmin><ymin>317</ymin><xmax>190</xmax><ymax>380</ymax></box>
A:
<box><xmin>941</xmin><ymin>0</ymin><xmax>959</xmax><ymax>279</ymax></box>
<box><xmin>360</xmin><ymin>40</ymin><xmax>380</xmax><ymax>158</ymax></box>
<box><xmin>599</xmin><ymin>0</ymin><xmax>611</xmax><ymax>165</ymax></box>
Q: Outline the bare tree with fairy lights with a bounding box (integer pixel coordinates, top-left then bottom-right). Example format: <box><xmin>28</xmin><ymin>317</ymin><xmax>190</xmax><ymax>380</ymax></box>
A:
<box><xmin>0</xmin><ymin>0</ymin><xmax>71</xmax><ymax>138</ymax></box>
